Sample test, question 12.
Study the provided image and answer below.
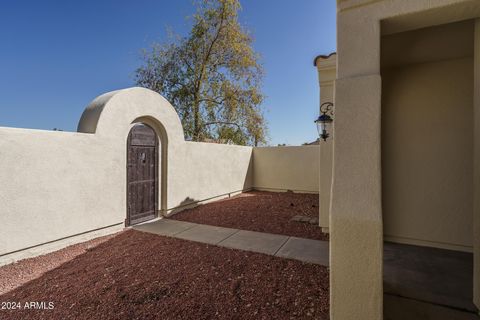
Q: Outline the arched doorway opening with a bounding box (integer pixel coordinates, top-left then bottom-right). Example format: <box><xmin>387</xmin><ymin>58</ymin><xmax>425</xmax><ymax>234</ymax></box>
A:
<box><xmin>126</xmin><ymin>123</ymin><xmax>159</xmax><ymax>226</ymax></box>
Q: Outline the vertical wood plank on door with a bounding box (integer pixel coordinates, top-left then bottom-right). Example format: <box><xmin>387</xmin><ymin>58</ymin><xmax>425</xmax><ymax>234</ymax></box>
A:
<box><xmin>126</xmin><ymin>123</ymin><xmax>158</xmax><ymax>225</ymax></box>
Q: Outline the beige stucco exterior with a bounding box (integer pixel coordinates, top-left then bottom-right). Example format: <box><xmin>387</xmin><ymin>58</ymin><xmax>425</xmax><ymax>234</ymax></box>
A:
<box><xmin>331</xmin><ymin>73</ymin><xmax>383</xmax><ymax>320</ymax></box>
<box><xmin>253</xmin><ymin>146</ymin><xmax>319</xmax><ymax>193</ymax></box>
<box><xmin>315</xmin><ymin>53</ymin><xmax>336</xmax><ymax>232</ymax></box>
<box><xmin>382</xmin><ymin>20</ymin><xmax>474</xmax><ymax>252</ymax></box>
<box><xmin>0</xmin><ymin>87</ymin><xmax>321</xmax><ymax>265</ymax></box>
<box><xmin>383</xmin><ymin>57</ymin><xmax>474</xmax><ymax>252</ymax></box>
<box><xmin>0</xmin><ymin>88</ymin><xmax>253</xmax><ymax>264</ymax></box>
<box><xmin>331</xmin><ymin>0</ymin><xmax>480</xmax><ymax>318</ymax></box>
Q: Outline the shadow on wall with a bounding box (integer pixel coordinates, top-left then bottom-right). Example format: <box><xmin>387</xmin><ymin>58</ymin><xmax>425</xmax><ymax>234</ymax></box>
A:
<box><xmin>167</xmin><ymin>151</ymin><xmax>255</xmax><ymax>216</ymax></box>
<box><xmin>166</xmin><ymin>197</ymin><xmax>199</xmax><ymax>216</ymax></box>
<box><xmin>243</xmin><ymin>154</ymin><xmax>254</xmax><ymax>191</ymax></box>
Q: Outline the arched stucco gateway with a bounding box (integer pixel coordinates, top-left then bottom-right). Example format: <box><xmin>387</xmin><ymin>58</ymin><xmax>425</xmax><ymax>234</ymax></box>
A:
<box><xmin>77</xmin><ymin>87</ymin><xmax>184</xmax><ymax>144</ymax></box>
<box><xmin>0</xmin><ymin>86</ymin><xmax>257</xmax><ymax>265</ymax></box>
<box><xmin>77</xmin><ymin>87</ymin><xmax>184</xmax><ymax>217</ymax></box>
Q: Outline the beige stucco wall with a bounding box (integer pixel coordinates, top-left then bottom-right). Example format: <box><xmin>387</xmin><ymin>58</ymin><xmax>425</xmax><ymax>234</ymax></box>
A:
<box><xmin>168</xmin><ymin>141</ymin><xmax>253</xmax><ymax>212</ymax></box>
<box><xmin>253</xmin><ymin>146</ymin><xmax>319</xmax><ymax>193</ymax></box>
<box><xmin>0</xmin><ymin>88</ymin><xmax>254</xmax><ymax>264</ymax></box>
<box><xmin>315</xmin><ymin>54</ymin><xmax>336</xmax><ymax>231</ymax></box>
<box><xmin>0</xmin><ymin>128</ymin><xmax>124</xmax><ymax>261</ymax></box>
<box><xmin>331</xmin><ymin>74</ymin><xmax>384</xmax><ymax>320</ymax></box>
<box><xmin>381</xmin><ymin>19</ymin><xmax>474</xmax><ymax>252</ymax></box>
<box><xmin>333</xmin><ymin>0</ymin><xmax>480</xmax><ymax>318</ymax></box>
<box><xmin>0</xmin><ymin>87</ymin><xmax>322</xmax><ymax>265</ymax></box>
<box><xmin>382</xmin><ymin>58</ymin><xmax>474</xmax><ymax>252</ymax></box>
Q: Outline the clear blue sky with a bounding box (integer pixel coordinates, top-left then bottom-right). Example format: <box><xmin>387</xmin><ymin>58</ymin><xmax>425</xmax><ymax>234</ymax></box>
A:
<box><xmin>0</xmin><ymin>0</ymin><xmax>336</xmax><ymax>145</ymax></box>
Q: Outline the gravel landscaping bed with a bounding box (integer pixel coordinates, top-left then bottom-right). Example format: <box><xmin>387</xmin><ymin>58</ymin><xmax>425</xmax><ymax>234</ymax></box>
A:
<box><xmin>0</xmin><ymin>234</ymin><xmax>116</xmax><ymax>296</ymax></box>
<box><xmin>0</xmin><ymin>230</ymin><xmax>329</xmax><ymax>320</ymax></box>
<box><xmin>170</xmin><ymin>191</ymin><xmax>328</xmax><ymax>241</ymax></box>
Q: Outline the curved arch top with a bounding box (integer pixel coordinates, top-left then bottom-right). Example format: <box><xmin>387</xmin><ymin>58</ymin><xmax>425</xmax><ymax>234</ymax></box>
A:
<box><xmin>77</xmin><ymin>87</ymin><xmax>185</xmax><ymax>145</ymax></box>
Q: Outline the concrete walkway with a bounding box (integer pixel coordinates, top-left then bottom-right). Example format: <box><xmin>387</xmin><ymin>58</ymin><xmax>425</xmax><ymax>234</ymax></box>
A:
<box><xmin>133</xmin><ymin>219</ymin><xmax>329</xmax><ymax>266</ymax></box>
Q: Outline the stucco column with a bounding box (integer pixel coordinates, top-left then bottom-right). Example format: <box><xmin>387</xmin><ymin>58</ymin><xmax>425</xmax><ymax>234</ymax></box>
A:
<box><xmin>319</xmin><ymin>139</ymin><xmax>333</xmax><ymax>233</ymax></box>
<box><xmin>473</xmin><ymin>18</ymin><xmax>480</xmax><ymax>311</ymax></box>
<box><xmin>330</xmin><ymin>8</ymin><xmax>383</xmax><ymax>320</ymax></box>
<box><xmin>316</xmin><ymin>54</ymin><xmax>336</xmax><ymax>232</ymax></box>
<box><xmin>330</xmin><ymin>75</ymin><xmax>383</xmax><ymax>320</ymax></box>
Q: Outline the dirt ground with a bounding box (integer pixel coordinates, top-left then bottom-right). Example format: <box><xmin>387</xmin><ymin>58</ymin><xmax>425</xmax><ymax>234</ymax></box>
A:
<box><xmin>0</xmin><ymin>230</ymin><xmax>329</xmax><ymax>320</ymax></box>
<box><xmin>170</xmin><ymin>191</ymin><xmax>329</xmax><ymax>241</ymax></box>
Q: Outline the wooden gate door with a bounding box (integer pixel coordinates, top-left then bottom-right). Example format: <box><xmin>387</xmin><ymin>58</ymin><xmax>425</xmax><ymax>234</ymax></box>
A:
<box><xmin>126</xmin><ymin>123</ymin><xmax>158</xmax><ymax>226</ymax></box>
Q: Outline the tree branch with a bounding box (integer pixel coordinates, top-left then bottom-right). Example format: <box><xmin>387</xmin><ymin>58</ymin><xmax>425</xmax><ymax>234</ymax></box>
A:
<box><xmin>203</xmin><ymin>121</ymin><xmax>242</xmax><ymax>131</ymax></box>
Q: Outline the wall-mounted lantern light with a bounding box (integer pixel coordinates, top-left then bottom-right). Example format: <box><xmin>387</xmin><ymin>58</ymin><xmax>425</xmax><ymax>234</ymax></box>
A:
<box><xmin>315</xmin><ymin>102</ymin><xmax>334</xmax><ymax>142</ymax></box>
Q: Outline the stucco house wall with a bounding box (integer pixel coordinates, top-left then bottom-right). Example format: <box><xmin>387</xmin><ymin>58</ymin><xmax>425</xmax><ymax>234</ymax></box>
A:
<box><xmin>314</xmin><ymin>53</ymin><xmax>336</xmax><ymax>232</ymax></box>
<box><xmin>382</xmin><ymin>58</ymin><xmax>474</xmax><ymax>252</ymax></box>
<box><xmin>381</xmin><ymin>20</ymin><xmax>474</xmax><ymax>252</ymax></box>
<box><xmin>332</xmin><ymin>0</ymin><xmax>480</xmax><ymax>318</ymax></box>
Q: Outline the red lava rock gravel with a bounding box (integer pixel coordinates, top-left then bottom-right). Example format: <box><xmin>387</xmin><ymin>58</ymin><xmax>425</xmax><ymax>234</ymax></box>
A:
<box><xmin>171</xmin><ymin>191</ymin><xmax>329</xmax><ymax>241</ymax></box>
<box><xmin>0</xmin><ymin>234</ymin><xmax>116</xmax><ymax>296</ymax></box>
<box><xmin>0</xmin><ymin>230</ymin><xmax>329</xmax><ymax>320</ymax></box>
